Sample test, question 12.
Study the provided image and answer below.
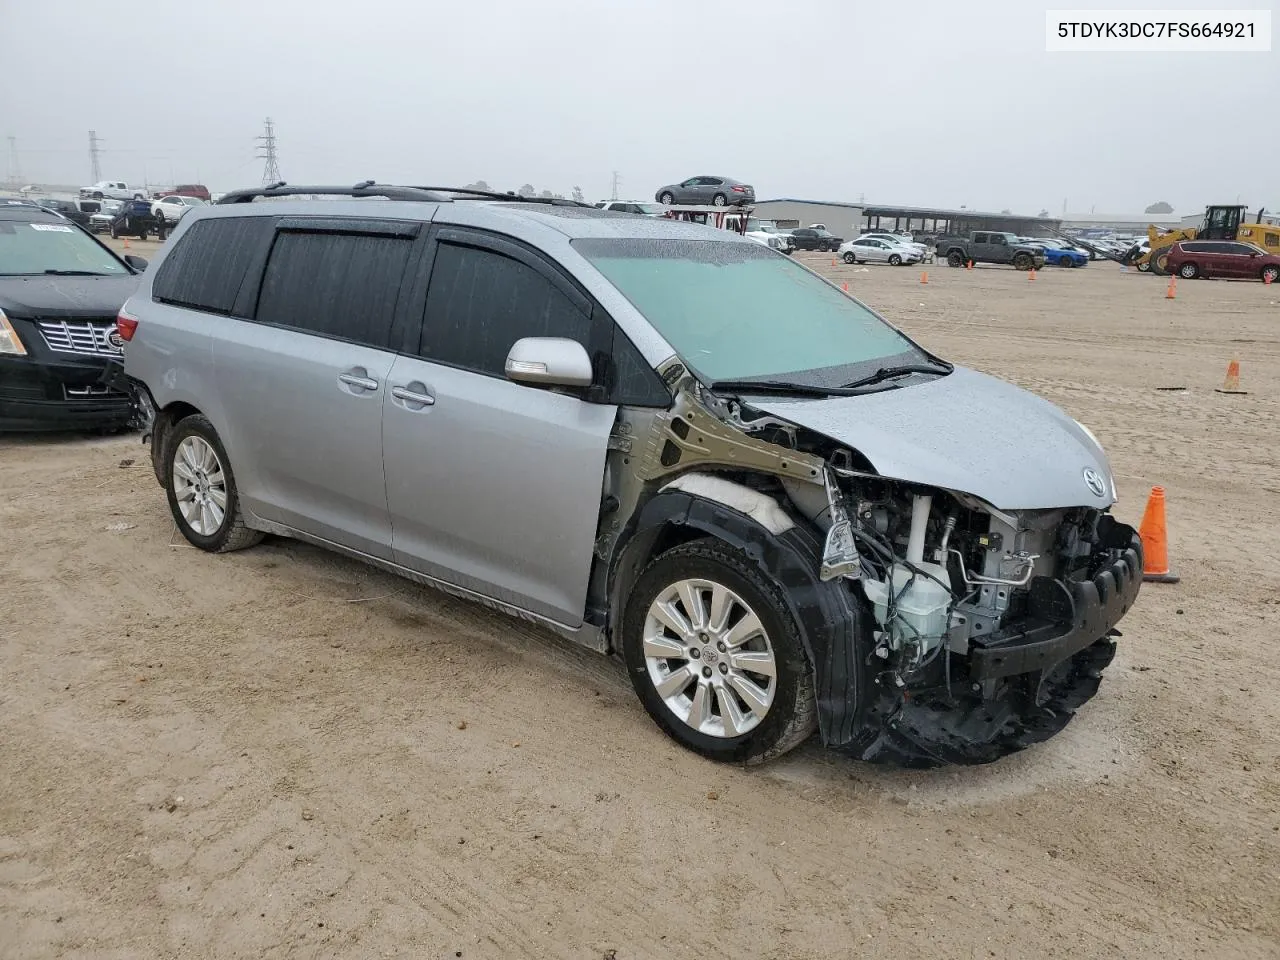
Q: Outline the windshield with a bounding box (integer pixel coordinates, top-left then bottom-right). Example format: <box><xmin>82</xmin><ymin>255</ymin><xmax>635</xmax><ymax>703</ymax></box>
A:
<box><xmin>574</xmin><ymin>238</ymin><xmax>925</xmax><ymax>384</ymax></box>
<box><xmin>0</xmin><ymin>219</ymin><xmax>129</xmax><ymax>276</ymax></box>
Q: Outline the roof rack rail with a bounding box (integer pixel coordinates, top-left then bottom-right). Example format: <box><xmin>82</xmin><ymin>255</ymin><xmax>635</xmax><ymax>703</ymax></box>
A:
<box><xmin>216</xmin><ymin>181</ymin><xmax>449</xmax><ymax>204</ymax></box>
<box><xmin>411</xmin><ymin>186</ymin><xmax>594</xmax><ymax>207</ymax></box>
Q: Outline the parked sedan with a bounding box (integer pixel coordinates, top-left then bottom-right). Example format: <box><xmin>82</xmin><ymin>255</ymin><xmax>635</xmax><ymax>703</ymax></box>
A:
<box><xmin>1035</xmin><ymin>239</ymin><xmax>1089</xmax><ymax>268</ymax></box>
<box><xmin>152</xmin><ymin>194</ymin><xmax>206</xmax><ymax>223</ymax></box>
<box><xmin>839</xmin><ymin>236</ymin><xmax>920</xmax><ymax>265</ymax></box>
<box><xmin>861</xmin><ymin>233</ymin><xmax>932</xmax><ymax>262</ymax></box>
<box><xmin>1165</xmin><ymin>240</ymin><xmax>1280</xmax><ymax>282</ymax></box>
<box><xmin>654</xmin><ymin>176</ymin><xmax>755</xmax><ymax>207</ymax></box>
<box><xmin>790</xmin><ymin>227</ymin><xmax>842</xmax><ymax>252</ymax></box>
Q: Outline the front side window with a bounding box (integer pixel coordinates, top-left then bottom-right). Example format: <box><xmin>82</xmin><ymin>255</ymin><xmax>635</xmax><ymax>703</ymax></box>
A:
<box><xmin>255</xmin><ymin>229</ymin><xmax>412</xmax><ymax>348</ymax></box>
<box><xmin>0</xmin><ymin>218</ymin><xmax>130</xmax><ymax>277</ymax></box>
<box><xmin>420</xmin><ymin>241</ymin><xmax>593</xmax><ymax>377</ymax></box>
<box><xmin>574</xmin><ymin>238</ymin><xmax>923</xmax><ymax>385</ymax></box>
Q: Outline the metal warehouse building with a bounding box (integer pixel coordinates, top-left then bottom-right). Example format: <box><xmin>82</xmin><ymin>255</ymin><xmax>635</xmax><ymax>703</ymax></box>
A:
<box><xmin>751</xmin><ymin>199</ymin><xmax>1062</xmax><ymax>239</ymax></box>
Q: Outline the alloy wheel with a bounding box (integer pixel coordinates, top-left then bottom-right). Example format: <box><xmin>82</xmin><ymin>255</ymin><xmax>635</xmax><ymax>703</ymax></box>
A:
<box><xmin>172</xmin><ymin>435</ymin><xmax>228</xmax><ymax>536</ymax></box>
<box><xmin>642</xmin><ymin>578</ymin><xmax>777</xmax><ymax>738</ymax></box>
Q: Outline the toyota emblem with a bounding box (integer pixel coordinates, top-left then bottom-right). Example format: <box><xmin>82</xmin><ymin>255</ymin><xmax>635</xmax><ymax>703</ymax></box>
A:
<box><xmin>1082</xmin><ymin>467</ymin><xmax>1106</xmax><ymax>498</ymax></box>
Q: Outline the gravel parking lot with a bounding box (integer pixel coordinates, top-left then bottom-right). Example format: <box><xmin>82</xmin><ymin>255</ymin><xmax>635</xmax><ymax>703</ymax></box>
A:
<box><xmin>3</xmin><ymin>247</ymin><xmax>1277</xmax><ymax>959</ymax></box>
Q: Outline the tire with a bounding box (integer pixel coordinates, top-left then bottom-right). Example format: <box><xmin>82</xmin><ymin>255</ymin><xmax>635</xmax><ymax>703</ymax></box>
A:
<box><xmin>1150</xmin><ymin>250</ymin><xmax>1169</xmax><ymax>276</ymax></box>
<box><xmin>1136</xmin><ymin>257</ymin><xmax>1151</xmax><ymax>273</ymax></box>
<box><xmin>659</xmin><ymin>192</ymin><xmax>674</xmax><ymax>205</ymax></box>
<box><xmin>1179</xmin><ymin>262</ymin><xmax>1198</xmax><ymax>280</ymax></box>
<box><xmin>888</xmin><ymin>253</ymin><xmax>902</xmax><ymax>266</ymax></box>
<box><xmin>164</xmin><ymin>414</ymin><xmax>263</xmax><ymax>553</ymax></box>
<box><xmin>843</xmin><ymin>252</ymin><xmax>856</xmax><ymax>264</ymax></box>
<box><xmin>1012</xmin><ymin>252</ymin><xmax>1033</xmax><ymax>270</ymax></box>
<box><xmin>947</xmin><ymin>251</ymin><xmax>964</xmax><ymax>268</ymax></box>
<box><xmin>1262</xmin><ymin>265</ymin><xmax>1280</xmax><ymax>284</ymax></box>
<box><xmin>138</xmin><ymin>230</ymin><xmax>148</xmax><ymax>241</ymax></box>
<box><xmin>621</xmin><ymin>538</ymin><xmax>816</xmax><ymax>765</ymax></box>
<box><xmin>712</xmin><ymin>193</ymin><xmax>727</xmax><ymax>207</ymax></box>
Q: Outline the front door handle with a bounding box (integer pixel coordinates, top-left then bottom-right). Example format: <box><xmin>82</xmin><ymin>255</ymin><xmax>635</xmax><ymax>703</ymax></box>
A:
<box><xmin>391</xmin><ymin>385</ymin><xmax>435</xmax><ymax>406</ymax></box>
<box><xmin>339</xmin><ymin>372</ymin><xmax>379</xmax><ymax>391</ymax></box>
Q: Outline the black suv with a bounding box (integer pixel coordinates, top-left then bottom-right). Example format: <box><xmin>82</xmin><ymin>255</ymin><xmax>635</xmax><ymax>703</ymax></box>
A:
<box><xmin>0</xmin><ymin>205</ymin><xmax>149</xmax><ymax>431</ymax></box>
<box><xmin>788</xmin><ymin>227</ymin><xmax>842</xmax><ymax>252</ymax></box>
<box><xmin>109</xmin><ymin>199</ymin><xmax>166</xmax><ymax>241</ymax></box>
<box><xmin>36</xmin><ymin>198</ymin><xmax>96</xmax><ymax>229</ymax></box>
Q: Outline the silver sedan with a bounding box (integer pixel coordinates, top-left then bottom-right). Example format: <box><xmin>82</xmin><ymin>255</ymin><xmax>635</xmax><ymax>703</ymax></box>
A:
<box><xmin>838</xmin><ymin>237</ymin><xmax>921</xmax><ymax>266</ymax></box>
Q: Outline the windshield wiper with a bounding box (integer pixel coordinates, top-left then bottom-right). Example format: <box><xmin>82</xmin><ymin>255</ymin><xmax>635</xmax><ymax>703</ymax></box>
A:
<box><xmin>708</xmin><ymin>379</ymin><xmax>866</xmax><ymax>397</ymax></box>
<box><xmin>841</xmin><ymin>362</ymin><xmax>952</xmax><ymax>390</ymax></box>
<box><xmin>44</xmin><ymin>269</ymin><xmax>112</xmax><ymax>276</ymax></box>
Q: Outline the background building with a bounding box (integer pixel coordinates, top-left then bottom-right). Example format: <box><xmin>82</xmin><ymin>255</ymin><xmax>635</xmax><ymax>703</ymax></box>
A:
<box><xmin>752</xmin><ymin>199</ymin><xmax>1062</xmax><ymax>239</ymax></box>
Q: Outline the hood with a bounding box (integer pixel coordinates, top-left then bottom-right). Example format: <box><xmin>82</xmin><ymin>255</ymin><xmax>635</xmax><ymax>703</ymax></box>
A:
<box><xmin>0</xmin><ymin>274</ymin><xmax>141</xmax><ymax>319</ymax></box>
<box><xmin>747</xmin><ymin>366</ymin><xmax>1115</xmax><ymax>511</ymax></box>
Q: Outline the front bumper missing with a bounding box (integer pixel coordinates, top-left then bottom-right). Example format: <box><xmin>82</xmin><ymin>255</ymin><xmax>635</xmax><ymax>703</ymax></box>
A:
<box><xmin>968</xmin><ymin>523</ymin><xmax>1143</xmax><ymax>681</ymax></box>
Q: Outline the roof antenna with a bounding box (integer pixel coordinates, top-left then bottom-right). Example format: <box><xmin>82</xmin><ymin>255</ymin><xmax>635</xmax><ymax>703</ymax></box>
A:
<box><xmin>265</xmin><ymin>180</ymin><xmax>287</xmax><ymax>190</ymax></box>
<box><xmin>353</xmin><ymin>180</ymin><xmax>376</xmax><ymax>190</ymax></box>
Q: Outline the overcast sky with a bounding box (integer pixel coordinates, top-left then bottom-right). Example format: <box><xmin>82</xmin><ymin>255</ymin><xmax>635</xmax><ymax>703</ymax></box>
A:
<box><xmin>2</xmin><ymin>0</ymin><xmax>1275</xmax><ymax>215</ymax></box>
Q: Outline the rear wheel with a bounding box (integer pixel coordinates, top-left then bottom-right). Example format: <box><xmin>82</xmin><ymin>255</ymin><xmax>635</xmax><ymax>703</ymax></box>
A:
<box><xmin>888</xmin><ymin>253</ymin><xmax>902</xmax><ymax>265</ymax></box>
<box><xmin>165</xmin><ymin>414</ymin><xmax>263</xmax><ymax>553</ymax></box>
<box><xmin>712</xmin><ymin>193</ymin><xmax>727</xmax><ymax>207</ymax></box>
<box><xmin>622</xmin><ymin>539</ymin><xmax>816</xmax><ymax>764</ymax></box>
<box><xmin>1150</xmin><ymin>250</ymin><xmax>1170</xmax><ymax>276</ymax></box>
<box><xmin>1179</xmin><ymin>262</ymin><xmax>1198</xmax><ymax>279</ymax></box>
<box><xmin>1260</xmin><ymin>265</ymin><xmax>1279</xmax><ymax>284</ymax></box>
<box><xmin>947</xmin><ymin>251</ymin><xmax>964</xmax><ymax>268</ymax></box>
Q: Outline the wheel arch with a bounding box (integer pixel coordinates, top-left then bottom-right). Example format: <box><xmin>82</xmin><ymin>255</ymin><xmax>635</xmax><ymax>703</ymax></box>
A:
<box><xmin>606</xmin><ymin>481</ymin><xmax>876</xmax><ymax>748</ymax></box>
<box><xmin>149</xmin><ymin>400</ymin><xmax>203</xmax><ymax>486</ymax></box>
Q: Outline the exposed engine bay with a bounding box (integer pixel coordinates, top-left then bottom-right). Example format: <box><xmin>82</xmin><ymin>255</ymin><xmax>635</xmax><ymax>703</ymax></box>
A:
<box><xmin>605</xmin><ymin>370</ymin><xmax>1144</xmax><ymax>767</ymax></box>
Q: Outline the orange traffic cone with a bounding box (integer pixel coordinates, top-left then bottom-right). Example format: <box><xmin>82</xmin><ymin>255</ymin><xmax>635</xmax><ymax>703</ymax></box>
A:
<box><xmin>1166</xmin><ymin>276</ymin><xmax>1177</xmax><ymax>299</ymax></box>
<box><xmin>831</xmin><ymin>258</ymin><xmax>837</xmax><ymax>267</ymax></box>
<box><xmin>1138</xmin><ymin>486</ymin><xmax>1179</xmax><ymax>583</ymax></box>
<box><xmin>842</xmin><ymin>282</ymin><xmax>849</xmax><ymax>292</ymax></box>
<box><xmin>1214</xmin><ymin>359</ymin><xmax>1247</xmax><ymax>394</ymax></box>
<box><xmin>123</xmin><ymin>237</ymin><xmax>131</xmax><ymax>249</ymax></box>
<box><xmin>920</xmin><ymin>271</ymin><xmax>928</xmax><ymax>284</ymax></box>
<box><xmin>1028</xmin><ymin>268</ymin><xmax>1036</xmax><ymax>281</ymax></box>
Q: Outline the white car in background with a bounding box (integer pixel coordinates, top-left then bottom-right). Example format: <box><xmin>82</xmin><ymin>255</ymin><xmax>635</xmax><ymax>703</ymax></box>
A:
<box><xmin>861</xmin><ymin>232</ymin><xmax>932</xmax><ymax>262</ymax></box>
<box><xmin>89</xmin><ymin>199</ymin><xmax>123</xmax><ymax>233</ymax></box>
<box><xmin>152</xmin><ymin>195</ymin><xmax>207</xmax><ymax>222</ymax></box>
<box><xmin>839</xmin><ymin>236</ymin><xmax>922</xmax><ymax>265</ymax></box>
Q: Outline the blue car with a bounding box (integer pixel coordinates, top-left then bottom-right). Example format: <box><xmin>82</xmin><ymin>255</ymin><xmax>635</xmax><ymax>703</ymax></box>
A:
<box><xmin>1037</xmin><ymin>241</ymin><xmax>1089</xmax><ymax>268</ymax></box>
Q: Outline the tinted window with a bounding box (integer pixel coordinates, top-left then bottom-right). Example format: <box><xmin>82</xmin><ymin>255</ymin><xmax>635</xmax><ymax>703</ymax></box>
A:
<box><xmin>610</xmin><ymin>327</ymin><xmax>669</xmax><ymax>407</ymax></box>
<box><xmin>1229</xmin><ymin>243</ymin><xmax>1258</xmax><ymax>255</ymax></box>
<box><xmin>255</xmin><ymin>230</ymin><xmax>412</xmax><ymax>348</ymax></box>
<box><xmin>153</xmin><ymin>216</ymin><xmax>273</xmax><ymax>313</ymax></box>
<box><xmin>420</xmin><ymin>241</ymin><xmax>593</xmax><ymax>377</ymax></box>
<box><xmin>973</xmin><ymin>233</ymin><xmax>988</xmax><ymax>243</ymax></box>
<box><xmin>990</xmin><ymin>234</ymin><xmax>1007</xmax><ymax>245</ymax></box>
<box><xmin>1182</xmin><ymin>242</ymin><xmax>1209</xmax><ymax>253</ymax></box>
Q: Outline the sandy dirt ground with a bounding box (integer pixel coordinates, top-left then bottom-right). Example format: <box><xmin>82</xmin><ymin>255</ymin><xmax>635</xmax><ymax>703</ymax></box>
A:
<box><xmin>2</xmin><ymin>242</ymin><xmax>1278</xmax><ymax>959</ymax></box>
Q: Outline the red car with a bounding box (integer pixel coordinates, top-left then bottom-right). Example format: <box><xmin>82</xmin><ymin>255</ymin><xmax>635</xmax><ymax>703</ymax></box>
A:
<box><xmin>154</xmin><ymin>183</ymin><xmax>211</xmax><ymax>202</ymax></box>
<box><xmin>1165</xmin><ymin>240</ymin><xmax>1280</xmax><ymax>283</ymax></box>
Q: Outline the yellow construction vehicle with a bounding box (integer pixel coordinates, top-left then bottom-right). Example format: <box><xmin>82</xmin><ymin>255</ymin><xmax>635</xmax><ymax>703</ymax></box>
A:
<box><xmin>1132</xmin><ymin>205</ymin><xmax>1278</xmax><ymax>274</ymax></box>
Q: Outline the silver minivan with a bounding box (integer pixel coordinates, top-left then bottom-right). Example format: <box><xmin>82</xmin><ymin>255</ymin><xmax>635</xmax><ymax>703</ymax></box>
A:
<box><xmin>118</xmin><ymin>183</ymin><xmax>1143</xmax><ymax>767</ymax></box>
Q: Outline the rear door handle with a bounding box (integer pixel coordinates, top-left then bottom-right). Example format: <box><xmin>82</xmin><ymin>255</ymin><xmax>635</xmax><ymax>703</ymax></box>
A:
<box><xmin>391</xmin><ymin>385</ymin><xmax>435</xmax><ymax>407</ymax></box>
<box><xmin>339</xmin><ymin>373</ymin><xmax>379</xmax><ymax>391</ymax></box>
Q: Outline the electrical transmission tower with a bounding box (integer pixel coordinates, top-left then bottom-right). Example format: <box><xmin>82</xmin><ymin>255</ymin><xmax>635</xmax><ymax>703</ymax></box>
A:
<box><xmin>88</xmin><ymin>130</ymin><xmax>103</xmax><ymax>182</ymax></box>
<box><xmin>256</xmin><ymin>118</ymin><xmax>282</xmax><ymax>184</ymax></box>
<box><xmin>610</xmin><ymin>170</ymin><xmax>621</xmax><ymax>201</ymax></box>
<box><xmin>6</xmin><ymin>137</ymin><xmax>20</xmax><ymax>187</ymax></box>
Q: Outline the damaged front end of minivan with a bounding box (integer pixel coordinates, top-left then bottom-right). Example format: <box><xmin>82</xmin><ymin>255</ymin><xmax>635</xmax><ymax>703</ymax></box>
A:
<box><xmin>602</xmin><ymin>363</ymin><xmax>1143</xmax><ymax>767</ymax></box>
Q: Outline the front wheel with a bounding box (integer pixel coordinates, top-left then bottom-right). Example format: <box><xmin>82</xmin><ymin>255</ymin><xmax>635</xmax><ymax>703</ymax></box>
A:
<box><xmin>947</xmin><ymin>251</ymin><xmax>964</xmax><ymax>268</ymax></box>
<box><xmin>165</xmin><ymin>414</ymin><xmax>264</xmax><ymax>553</ymax></box>
<box><xmin>659</xmin><ymin>192</ymin><xmax>674</xmax><ymax>205</ymax></box>
<box><xmin>1012</xmin><ymin>253</ymin><xmax>1033</xmax><ymax>270</ymax></box>
<box><xmin>888</xmin><ymin>253</ymin><xmax>902</xmax><ymax>266</ymax></box>
<box><xmin>622</xmin><ymin>538</ymin><xmax>816</xmax><ymax>764</ymax></box>
<box><xmin>843</xmin><ymin>252</ymin><xmax>857</xmax><ymax>264</ymax></box>
<box><xmin>1262</xmin><ymin>265</ymin><xmax>1279</xmax><ymax>284</ymax></box>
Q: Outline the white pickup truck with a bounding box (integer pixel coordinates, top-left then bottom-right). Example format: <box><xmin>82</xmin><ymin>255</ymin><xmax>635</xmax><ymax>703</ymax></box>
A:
<box><xmin>79</xmin><ymin>180</ymin><xmax>146</xmax><ymax>201</ymax></box>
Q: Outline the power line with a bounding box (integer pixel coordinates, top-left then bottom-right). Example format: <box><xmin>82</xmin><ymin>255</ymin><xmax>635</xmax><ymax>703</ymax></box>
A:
<box><xmin>88</xmin><ymin>130</ymin><xmax>103</xmax><ymax>183</ymax></box>
<box><xmin>256</xmin><ymin>117</ymin><xmax>281</xmax><ymax>185</ymax></box>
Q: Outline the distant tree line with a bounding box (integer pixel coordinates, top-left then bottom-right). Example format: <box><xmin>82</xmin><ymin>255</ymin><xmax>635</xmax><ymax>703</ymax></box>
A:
<box><xmin>464</xmin><ymin>180</ymin><xmax>587</xmax><ymax>203</ymax></box>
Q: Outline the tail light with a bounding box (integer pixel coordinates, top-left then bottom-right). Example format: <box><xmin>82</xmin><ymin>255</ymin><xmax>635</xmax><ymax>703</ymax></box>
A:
<box><xmin>732</xmin><ymin>185</ymin><xmax>746</xmax><ymax>193</ymax></box>
<box><xmin>115</xmin><ymin>306</ymin><xmax>139</xmax><ymax>341</ymax></box>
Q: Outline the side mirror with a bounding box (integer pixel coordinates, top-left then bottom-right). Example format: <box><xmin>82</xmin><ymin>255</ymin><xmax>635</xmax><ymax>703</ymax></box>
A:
<box><xmin>124</xmin><ymin>254</ymin><xmax>149</xmax><ymax>271</ymax></box>
<box><xmin>504</xmin><ymin>337</ymin><xmax>593</xmax><ymax>388</ymax></box>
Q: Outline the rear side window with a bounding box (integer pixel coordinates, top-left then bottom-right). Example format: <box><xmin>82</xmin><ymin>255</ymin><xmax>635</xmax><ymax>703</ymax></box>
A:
<box><xmin>152</xmin><ymin>216</ymin><xmax>273</xmax><ymax>314</ymax></box>
<box><xmin>420</xmin><ymin>241</ymin><xmax>593</xmax><ymax>377</ymax></box>
<box><xmin>254</xmin><ymin>230</ymin><xmax>413</xmax><ymax>349</ymax></box>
